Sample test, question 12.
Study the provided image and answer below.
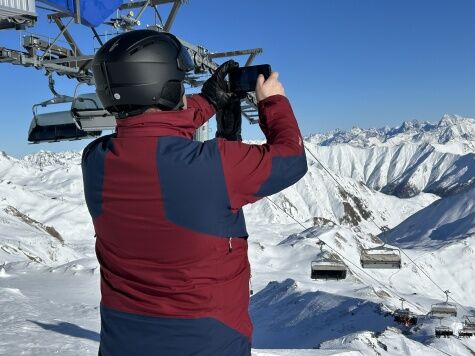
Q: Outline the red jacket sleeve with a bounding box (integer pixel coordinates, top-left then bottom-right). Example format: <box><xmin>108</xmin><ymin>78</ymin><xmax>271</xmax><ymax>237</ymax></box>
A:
<box><xmin>217</xmin><ymin>94</ymin><xmax>308</xmax><ymax>210</ymax></box>
<box><xmin>186</xmin><ymin>94</ymin><xmax>216</xmax><ymax>129</ymax></box>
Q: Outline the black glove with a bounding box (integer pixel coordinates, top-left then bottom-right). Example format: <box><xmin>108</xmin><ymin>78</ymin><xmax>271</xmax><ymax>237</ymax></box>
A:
<box><xmin>201</xmin><ymin>60</ymin><xmax>239</xmax><ymax>110</ymax></box>
<box><xmin>216</xmin><ymin>96</ymin><xmax>242</xmax><ymax>141</ymax></box>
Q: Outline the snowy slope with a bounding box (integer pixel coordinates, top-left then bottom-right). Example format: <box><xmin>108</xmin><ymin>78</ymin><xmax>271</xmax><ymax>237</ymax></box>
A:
<box><xmin>243</xmin><ymin>161</ymin><xmax>438</xmax><ymax>235</ymax></box>
<box><xmin>0</xmin><ymin>150</ymin><xmax>95</xmax><ymax>259</ymax></box>
<box><xmin>385</xmin><ymin>185</ymin><xmax>475</xmax><ymax>248</ymax></box>
<box><xmin>247</xmin><ymin>222</ymin><xmax>475</xmax><ymax>355</ymax></box>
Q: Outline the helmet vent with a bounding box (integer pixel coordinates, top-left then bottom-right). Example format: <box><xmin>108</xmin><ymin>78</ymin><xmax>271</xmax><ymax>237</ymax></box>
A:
<box><xmin>129</xmin><ymin>40</ymin><xmax>156</xmax><ymax>56</ymax></box>
<box><xmin>142</xmin><ymin>41</ymin><xmax>155</xmax><ymax>48</ymax></box>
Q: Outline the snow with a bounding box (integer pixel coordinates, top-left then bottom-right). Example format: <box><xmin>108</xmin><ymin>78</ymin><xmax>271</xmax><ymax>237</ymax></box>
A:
<box><xmin>0</xmin><ymin>117</ymin><xmax>475</xmax><ymax>355</ymax></box>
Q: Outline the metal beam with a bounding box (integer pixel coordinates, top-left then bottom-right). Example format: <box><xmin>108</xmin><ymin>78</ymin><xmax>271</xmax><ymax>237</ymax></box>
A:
<box><xmin>164</xmin><ymin>0</ymin><xmax>181</xmax><ymax>32</ymax></box>
<box><xmin>245</xmin><ymin>52</ymin><xmax>258</xmax><ymax>66</ymax></box>
<box><xmin>208</xmin><ymin>48</ymin><xmax>263</xmax><ymax>59</ymax></box>
<box><xmin>0</xmin><ymin>47</ymin><xmax>91</xmax><ymax>82</ymax></box>
<box><xmin>52</xmin><ymin>16</ymin><xmax>83</xmax><ymax>56</ymax></box>
<box><xmin>38</xmin><ymin>17</ymin><xmax>74</xmax><ymax>60</ymax></box>
<box><xmin>91</xmin><ymin>27</ymin><xmax>104</xmax><ymax>46</ymax></box>
<box><xmin>74</xmin><ymin>0</ymin><xmax>81</xmax><ymax>24</ymax></box>
<box><xmin>23</xmin><ymin>36</ymin><xmax>72</xmax><ymax>58</ymax></box>
<box><xmin>43</xmin><ymin>55</ymin><xmax>94</xmax><ymax>64</ymax></box>
<box><xmin>119</xmin><ymin>0</ymin><xmax>177</xmax><ymax>10</ymax></box>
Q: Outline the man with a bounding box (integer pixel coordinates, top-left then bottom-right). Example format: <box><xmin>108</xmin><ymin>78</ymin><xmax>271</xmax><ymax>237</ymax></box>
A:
<box><xmin>82</xmin><ymin>29</ymin><xmax>307</xmax><ymax>356</ymax></box>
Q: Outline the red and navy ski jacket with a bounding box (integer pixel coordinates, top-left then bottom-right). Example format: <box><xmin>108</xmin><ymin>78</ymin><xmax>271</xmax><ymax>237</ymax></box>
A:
<box><xmin>82</xmin><ymin>94</ymin><xmax>307</xmax><ymax>356</ymax></box>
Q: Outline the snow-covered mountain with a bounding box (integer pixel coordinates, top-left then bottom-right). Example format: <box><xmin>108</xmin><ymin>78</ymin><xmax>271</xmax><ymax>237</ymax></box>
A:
<box><xmin>302</xmin><ymin>115</ymin><xmax>475</xmax><ymax>198</ymax></box>
<box><xmin>1</xmin><ymin>115</ymin><xmax>475</xmax><ymax>355</ymax></box>
<box><xmin>308</xmin><ymin>114</ymin><xmax>475</xmax><ymax>153</ymax></box>
<box><xmin>385</xmin><ymin>184</ymin><xmax>475</xmax><ymax>248</ymax></box>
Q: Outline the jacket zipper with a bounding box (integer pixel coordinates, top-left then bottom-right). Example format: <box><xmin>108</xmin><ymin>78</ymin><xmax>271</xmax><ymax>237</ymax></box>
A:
<box><xmin>228</xmin><ymin>237</ymin><xmax>233</xmax><ymax>253</ymax></box>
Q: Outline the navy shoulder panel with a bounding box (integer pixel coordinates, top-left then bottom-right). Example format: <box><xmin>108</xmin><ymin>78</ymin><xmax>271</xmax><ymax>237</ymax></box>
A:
<box><xmin>82</xmin><ymin>134</ymin><xmax>115</xmax><ymax>219</ymax></box>
<box><xmin>156</xmin><ymin>137</ymin><xmax>247</xmax><ymax>237</ymax></box>
<box><xmin>256</xmin><ymin>153</ymin><xmax>308</xmax><ymax>197</ymax></box>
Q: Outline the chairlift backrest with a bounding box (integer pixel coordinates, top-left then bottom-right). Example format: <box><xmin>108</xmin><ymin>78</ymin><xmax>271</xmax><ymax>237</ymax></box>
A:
<box><xmin>72</xmin><ymin>93</ymin><xmax>103</xmax><ymax>111</ymax></box>
<box><xmin>33</xmin><ymin>110</ymin><xmax>74</xmax><ymax>126</ymax></box>
<box><xmin>71</xmin><ymin>93</ymin><xmax>116</xmax><ymax>132</ymax></box>
<box><xmin>311</xmin><ymin>251</ymin><xmax>347</xmax><ymax>280</ymax></box>
<box><xmin>430</xmin><ymin>303</ymin><xmax>458</xmax><ymax>318</ymax></box>
<box><xmin>360</xmin><ymin>245</ymin><xmax>401</xmax><ymax>269</ymax></box>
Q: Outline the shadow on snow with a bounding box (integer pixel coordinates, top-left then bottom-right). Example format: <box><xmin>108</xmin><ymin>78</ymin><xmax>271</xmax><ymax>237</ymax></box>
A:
<box><xmin>250</xmin><ymin>278</ymin><xmax>395</xmax><ymax>349</ymax></box>
<box><xmin>29</xmin><ymin>320</ymin><xmax>100</xmax><ymax>342</ymax></box>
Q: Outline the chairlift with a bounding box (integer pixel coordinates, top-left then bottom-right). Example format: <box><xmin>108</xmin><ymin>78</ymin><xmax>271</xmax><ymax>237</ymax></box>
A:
<box><xmin>435</xmin><ymin>325</ymin><xmax>453</xmax><ymax>338</ymax></box>
<box><xmin>360</xmin><ymin>244</ymin><xmax>401</xmax><ymax>269</ymax></box>
<box><xmin>394</xmin><ymin>298</ymin><xmax>417</xmax><ymax>326</ymax></box>
<box><xmin>29</xmin><ymin>97</ymin><xmax>101</xmax><ymax>143</ymax></box>
<box><xmin>71</xmin><ymin>85</ymin><xmax>116</xmax><ymax>132</ymax></box>
<box><xmin>459</xmin><ymin>316</ymin><xmax>475</xmax><ymax>337</ymax></box>
<box><xmin>430</xmin><ymin>290</ymin><xmax>457</xmax><ymax>318</ymax></box>
<box><xmin>28</xmin><ymin>76</ymin><xmax>101</xmax><ymax>143</ymax></box>
<box><xmin>310</xmin><ymin>241</ymin><xmax>347</xmax><ymax>280</ymax></box>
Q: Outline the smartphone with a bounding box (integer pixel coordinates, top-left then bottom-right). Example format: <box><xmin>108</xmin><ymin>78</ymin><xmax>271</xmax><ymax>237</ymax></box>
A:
<box><xmin>229</xmin><ymin>64</ymin><xmax>272</xmax><ymax>94</ymax></box>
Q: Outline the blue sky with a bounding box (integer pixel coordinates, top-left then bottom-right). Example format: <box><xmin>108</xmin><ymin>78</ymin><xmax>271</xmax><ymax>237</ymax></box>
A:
<box><xmin>1</xmin><ymin>0</ymin><xmax>475</xmax><ymax>157</ymax></box>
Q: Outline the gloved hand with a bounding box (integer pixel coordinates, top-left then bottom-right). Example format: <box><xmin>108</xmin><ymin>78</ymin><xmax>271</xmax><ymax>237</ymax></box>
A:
<box><xmin>201</xmin><ymin>60</ymin><xmax>239</xmax><ymax>110</ymax></box>
<box><xmin>216</xmin><ymin>96</ymin><xmax>242</xmax><ymax>141</ymax></box>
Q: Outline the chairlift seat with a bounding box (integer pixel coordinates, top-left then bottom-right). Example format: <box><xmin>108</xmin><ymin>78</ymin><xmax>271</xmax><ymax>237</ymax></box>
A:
<box><xmin>71</xmin><ymin>93</ymin><xmax>116</xmax><ymax>132</ymax></box>
<box><xmin>360</xmin><ymin>246</ymin><xmax>401</xmax><ymax>269</ymax></box>
<box><xmin>435</xmin><ymin>326</ymin><xmax>453</xmax><ymax>338</ymax></box>
<box><xmin>28</xmin><ymin>110</ymin><xmax>100</xmax><ymax>143</ymax></box>
<box><xmin>430</xmin><ymin>303</ymin><xmax>458</xmax><ymax>318</ymax></box>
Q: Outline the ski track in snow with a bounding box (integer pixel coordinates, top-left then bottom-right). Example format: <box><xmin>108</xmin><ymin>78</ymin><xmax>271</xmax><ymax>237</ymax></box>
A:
<box><xmin>1</xmin><ymin>116</ymin><xmax>475</xmax><ymax>355</ymax></box>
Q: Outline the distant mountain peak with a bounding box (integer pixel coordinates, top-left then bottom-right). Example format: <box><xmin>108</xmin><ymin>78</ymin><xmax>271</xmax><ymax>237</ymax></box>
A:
<box><xmin>307</xmin><ymin>114</ymin><xmax>475</xmax><ymax>150</ymax></box>
<box><xmin>21</xmin><ymin>150</ymin><xmax>82</xmax><ymax>168</ymax></box>
<box><xmin>438</xmin><ymin>113</ymin><xmax>464</xmax><ymax>127</ymax></box>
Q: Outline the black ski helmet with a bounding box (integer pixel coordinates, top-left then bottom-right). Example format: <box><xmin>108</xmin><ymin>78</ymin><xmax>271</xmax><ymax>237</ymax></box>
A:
<box><xmin>92</xmin><ymin>30</ymin><xmax>194</xmax><ymax>118</ymax></box>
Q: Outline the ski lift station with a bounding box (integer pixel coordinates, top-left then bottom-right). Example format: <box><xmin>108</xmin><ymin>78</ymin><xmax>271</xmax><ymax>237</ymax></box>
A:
<box><xmin>1</xmin><ymin>0</ymin><xmax>264</xmax><ymax>143</ymax></box>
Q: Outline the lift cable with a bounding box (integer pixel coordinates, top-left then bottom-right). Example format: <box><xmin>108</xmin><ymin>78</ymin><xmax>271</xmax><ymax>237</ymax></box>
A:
<box><xmin>302</xmin><ymin>144</ymin><xmax>472</xmax><ymax>315</ymax></box>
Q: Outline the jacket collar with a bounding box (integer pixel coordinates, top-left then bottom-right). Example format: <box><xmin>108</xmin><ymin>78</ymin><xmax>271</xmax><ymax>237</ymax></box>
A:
<box><xmin>116</xmin><ymin>108</ymin><xmax>197</xmax><ymax>139</ymax></box>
